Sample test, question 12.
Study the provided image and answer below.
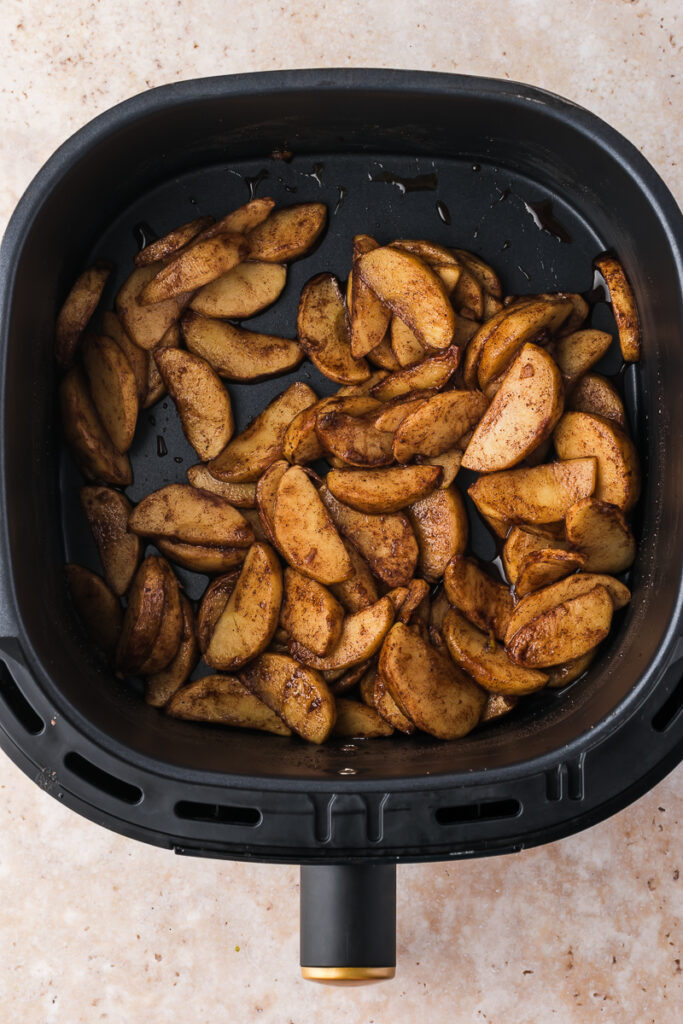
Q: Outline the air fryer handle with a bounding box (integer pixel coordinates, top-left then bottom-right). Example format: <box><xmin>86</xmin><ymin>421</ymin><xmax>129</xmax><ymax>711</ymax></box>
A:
<box><xmin>299</xmin><ymin>863</ymin><xmax>396</xmax><ymax>981</ymax></box>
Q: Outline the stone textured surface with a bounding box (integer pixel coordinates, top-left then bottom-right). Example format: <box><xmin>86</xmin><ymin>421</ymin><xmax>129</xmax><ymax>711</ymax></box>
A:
<box><xmin>0</xmin><ymin>1</ymin><xmax>681</xmax><ymax>1021</ymax></box>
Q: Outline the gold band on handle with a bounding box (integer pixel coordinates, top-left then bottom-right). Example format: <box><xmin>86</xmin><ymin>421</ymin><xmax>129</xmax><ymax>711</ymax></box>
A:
<box><xmin>301</xmin><ymin>966</ymin><xmax>395</xmax><ymax>982</ymax></box>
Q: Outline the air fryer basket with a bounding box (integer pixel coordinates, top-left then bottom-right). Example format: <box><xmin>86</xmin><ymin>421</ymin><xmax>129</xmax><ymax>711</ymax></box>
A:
<box><xmin>0</xmin><ymin>71</ymin><xmax>681</xmax><ymax>977</ymax></box>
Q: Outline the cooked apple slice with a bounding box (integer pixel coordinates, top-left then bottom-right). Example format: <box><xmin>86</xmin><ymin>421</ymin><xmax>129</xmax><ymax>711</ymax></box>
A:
<box><xmin>297</xmin><ymin>273</ymin><xmax>370</xmax><ymax>384</ymax></box>
<box><xmin>182</xmin><ymin>310</ymin><xmax>304</xmax><ymax>382</ymax></box>
<box><xmin>564</xmin><ymin>497</ymin><xmax>636</xmax><ymax>573</ymax></box>
<box><xmin>336</xmin><ymin>370</ymin><xmax>390</xmax><ymax>397</ymax></box>
<box><xmin>154</xmin><ymin>347</ymin><xmax>233</xmax><ymax>460</ymax></box>
<box><xmin>372</xmin><ymin>669</ymin><xmax>415</xmax><ymax>733</ymax></box>
<box><xmin>247</xmin><ymin>202</ymin><xmax>327</xmax><ymax>262</ymax></box>
<box><xmin>166</xmin><ymin>674</ymin><xmax>291</xmax><ymax>735</ymax></box>
<box><xmin>366</xmin><ymin>333</ymin><xmax>401</xmax><ymax>370</ymax></box>
<box><xmin>320</xmin><ymin>486</ymin><xmax>418</xmax><ymax>587</ymax></box>
<box><xmin>506</xmin><ymin>584</ymin><xmax>613</xmax><ymax>667</ymax></box>
<box><xmin>273</xmin><ymin>467</ymin><xmax>352</xmax><ymax>584</ymax></box>
<box><xmin>408</xmin><ymin>486</ymin><xmax>468</xmax><ymax>582</ymax></box>
<box><xmin>255</xmin><ymin>459</ymin><xmax>290</xmax><ymax>548</ymax></box>
<box><xmin>136</xmin><ymin>564</ymin><xmax>183</xmax><ymax>675</ymax></box>
<box><xmin>554</xmin><ymin>411</ymin><xmax>640</xmax><ymax>511</ymax></box>
<box><xmin>502</xmin><ymin>525</ymin><xmax>570</xmax><ymax>585</ymax></box>
<box><xmin>349</xmin><ymin>235</ymin><xmax>392</xmax><ymax>358</ymax></box>
<box><xmin>241</xmin><ymin>653</ymin><xmax>336</xmax><ymax>743</ymax></box>
<box><xmin>135</xmin><ymin>216</ymin><xmax>214</xmax><ymax>266</ymax></box>
<box><xmin>156</xmin><ymin>539</ymin><xmax>247</xmax><ymax>574</ymax></box>
<box><xmin>186</xmin><ymin>464</ymin><xmax>256</xmax><ymax>507</ymax></box>
<box><xmin>315</xmin><ymin>408</ymin><xmax>393</xmax><ymax>467</ymax></box>
<box><xmin>451</xmin><ymin>249</ymin><xmax>503</xmax><ymax>300</ymax></box>
<box><xmin>66</xmin><ymin>564</ymin><xmax>122</xmax><ymax>656</ymax></box>
<box><xmin>357</xmin><ymin>246</ymin><xmax>455</xmax><ymax>349</ymax></box>
<box><xmin>290</xmin><ymin>596</ymin><xmax>395</xmax><ymax>671</ymax></box>
<box><xmin>390</xmin><ymin>317</ymin><xmax>425</xmax><ymax>367</ymax></box>
<box><xmin>594</xmin><ymin>254</ymin><xmax>641</xmax><ymax>361</ymax></box>
<box><xmin>55</xmin><ymin>262</ymin><xmax>111</xmax><ymax>367</ymax></box>
<box><xmin>379</xmin><ymin>622</ymin><xmax>486</xmax><ymax>739</ymax></box>
<box><xmin>331</xmin><ymin>698</ymin><xmax>394</xmax><ymax>738</ymax></box>
<box><xmin>129</xmin><ymin>484</ymin><xmax>254</xmax><ymax>547</ymax></box>
<box><xmin>504</xmin><ymin>572</ymin><xmax>630</xmax><ymax>646</ymax></box>
<box><xmin>568</xmin><ymin>373</ymin><xmax>626</xmax><ymax>430</ymax></box>
<box><xmin>515</xmin><ymin>549</ymin><xmax>586</xmax><ymax>596</ymax></box>
<box><xmin>282</xmin><ymin>405</ymin><xmax>326</xmax><ymax>464</ymax></box>
<box><xmin>389</xmin><ymin>239</ymin><xmax>462</xmax><ymax>294</ymax></box>
<box><xmin>140</xmin><ymin>233</ymin><xmax>248</xmax><ymax>304</ymax></box>
<box><xmin>477</xmin><ymin>297</ymin><xmax>573</xmax><ymax>389</ymax></box>
<box><xmin>145</xmin><ymin>595</ymin><xmax>199</xmax><ymax>707</ymax></box>
<box><xmin>80</xmin><ymin>486</ymin><xmax>141</xmax><ymax>596</ymax></box>
<box><xmin>115</xmin><ymin>557</ymin><xmax>170</xmax><ymax>673</ymax></box>
<box><xmin>143</xmin><ymin>322</ymin><xmax>180</xmax><ymax>408</ymax></box>
<box><xmin>116</xmin><ymin>263</ymin><xmax>190</xmax><ymax>350</ymax></box>
<box><xmin>280</xmin><ymin>568</ymin><xmax>345</xmax><ymax>656</ymax></box>
<box><xmin>197</xmin><ymin>197</ymin><xmax>275</xmax><ymax>241</ymax></box>
<box><xmin>190</xmin><ymin>261</ymin><xmax>286</xmax><ymax>318</ymax></box>
<box><xmin>443</xmin><ymin>609</ymin><xmax>548</xmax><ymax>695</ymax></box>
<box><xmin>208</xmin><ymin>382</ymin><xmax>317</xmax><ymax>482</ymax></box>
<box><xmin>469</xmin><ymin>458</ymin><xmax>597</xmax><ymax>524</ymax></box>
<box><xmin>326</xmin><ymin>465</ymin><xmax>442</xmax><ymax>513</ymax></box>
<box><xmin>204</xmin><ymin>543</ymin><xmax>282</xmax><ymax>670</ymax></box>
<box><xmin>196</xmin><ymin>572</ymin><xmax>239</xmax><ymax>654</ymax></box>
<box><xmin>60</xmin><ymin>368</ymin><xmax>132</xmax><ymax>486</ymax></box>
<box><xmin>393</xmin><ymin>390</ymin><xmax>488</xmax><ymax>463</ymax></box>
<box><xmin>452</xmin><ymin>262</ymin><xmax>484</xmax><ymax>319</ymax></box>
<box><xmin>329</xmin><ymin>541</ymin><xmax>379</xmax><ymax>612</ymax></box>
<box><xmin>443</xmin><ymin>556</ymin><xmax>514</xmax><ymax>640</ymax></box>
<box><xmin>462</xmin><ymin>344</ymin><xmax>564</xmax><ymax>472</ymax></box>
<box><xmin>101</xmin><ymin>310</ymin><xmax>149</xmax><ymax>405</ymax></box>
<box><xmin>397</xmin><ymin>579</ymin><xmax>430</xmax><ymax>625</ymax></box>
<box><xmin>372</xmin><ymin>390</ymin><xmax>438</xmax><ymax>432</ymax></box>
<box><xmin>554</xmin><ymin>329</ymin><xmax>612</xmax><ymax>385</ymax></box>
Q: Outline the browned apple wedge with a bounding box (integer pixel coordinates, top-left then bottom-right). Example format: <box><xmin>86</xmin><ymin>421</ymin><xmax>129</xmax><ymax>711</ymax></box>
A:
<box><xmin>101</xmin><ymin>310</ymin><xmax>149</xmax><ymax>405</ymax></box>
<box><xmin>477</xmin><ymin>296</ymin><xmax>573</xmax><ymax>389</ymax></box>
<box><xmin>247</xmin><ymin>202</ymin><xmax>327</xmax><ymax>262</ymax></box>
<box><xmin>335</xmin><ymin>370</ymin><xmax>390</xmax><ymax>397</ymax></box>
<box><xmin>186</xmin><ymin>464</ymin><xmax>256</xmax><ymax>507</ymax></box>
<box><xmin>135</xmin><ymin>216</ymin><xmax>214</xmax><ymax>266</ymax></box>
<box><xmin>564</xmin><ymin>497</ymin><xmax>636</xmax><ymax>573</ymax></box>
<box><xmin>116</xmin><ymin>264</ymin><xmax>190</xmax><ymax>350</ymax></box>
<box><xmin>461</xmin><ymin>344</ymin><xmax>564</xmax><ymax>472</ymax></box>
<box><xmin>145</xmin><ymin>595</ymin><xmax>199</xmax><ymax>707</ymax></box>
<box><xmin>502</xmin><ymin>525</ymin><xmax>571</xmax><ymax>585</ymax></box>
<box><xmin>166</xmin><ymin>674</ymin><xmax>291</xmax><ymax>735</ymax></box>
<box><xmin>416</xmin><ymin>447</ymin><xmax>464</xmax><ymax>488</ymax></box>
<box><xmin>208</xmin><ymin>382</ymin><xmax>317</xmax><ymax>482</ymax></box>
<box><xmin>554</xmin><ymin>411</ymin><xmax>640</xmax><ymax>511</ymax></box>
<box><xmin>389</xmin><ymin>239</ymin><xmax>462</xmax><ymax>293</ymax></box>
<box><xmin>297</xmin><ymin>273</ymin><xmax>370</xmax><ymax>384</ymax></box>
<box><xmin>280</xmin><ymin>567</ymin><xmax>345</xmax><ymax>656</ymax></box>
<box><xmin>366</xmin><ymin>333</ymin><xmax>401</xmax><ymax>371</ymax></box>
<box><xmin>515</xmin><ymin>549</ymin><xmax>586</xmax><ymax>597</ymax></box>
<box><xmin>443</xmin><ymin>556</ymin><xmax>515</xmax><ymax>641</ymax></box>
<box><xmin>143</xmin><ymin>322</ymin><xmax>180</xmax><ymax>408</ymax></box>
<box><xmin>372</xmin><ymin>670</ymin><xmax>415</xmax><ymax>733</ymax></box>
<box><xmin>66</xmin><ymin>564</ymin><xmax>122</xmax><ymax>656</ymax></box>
<box><xmin>273</xmin><ymin>466</ymin><xmax>353</xmax><ymax>584</ymax></box>
<box><xmin>182</xmin><ymin>311</ymin><xmax>304</xmax><ymax>382</ymax></box>
<box><xmin>136</xmin><ymin>564</ymin><xmax>183</xmax><ymax>675</ymax></box>
<box><xmin>55</xmin><ymin>262</ymin><xmax>111</xmax><ymax>367</ymax></box>
<box><xmin>329</xmin><ymin>541</ymin><xmax>379</xmax><ymax>612</ymax></box>
<box><xmin>326</xmin><ymin>465</ymin><xmax>442</xmax><ymax>514</ymax></box>
<box><xmin>331</xmin><ymin>698</ymin><xmax>394</xmax><ymax>738</ymax></box>
<box><xmin>80</xmin><ymin>486</ymin><xmax>141</xmax><ymax>596</ymax></box>
<box><xmin>390</xmin><ymin>317</ymin><xmax>425</xmax><ymax>367</ymax></box>
<box><xmin>190</xmin><ymin>261</ymin><xmax>286</xmax><ymax>318</ymax></box>
<box><xmin>255</xmin><ymin>459</ymin><xmax>290</xmax><ymax>547</ymax></box>
<box><xmin>393</xmin><ymin>390</ymin><xmax>489</xmax><ymax>462</ymax></box>
<box><xmin>408</xmin><ymin>486</ymin><xmax>468</xmax><ymax>582</ymax></box>
<box><xmin>241</xmin><ymin>653</ymin><xmax>336</xmax><ymax>744</ymax></box>
<box><xmin>468</xmin><ymin>458</ymin><xmax>597</xmax><ymax>525</ymax></box>
<box><xmin>379</xmin><ymin>622</ymin><xmax>486</xmax><ymax>739</ymax></box>
<box><xmin>129</xmin><ymin>484</ymin><xmax>254</xmax><ymax>547</ymax></box>
<box><xmin>397</xmin><ymin>579</ymin><xmax>431</xmax><ymax>625</ymax></box>
<box><xmin>315</xmin><ymin>409</ymin><xmax>393</xmax><ymax>467</ymax></box>
<box><xmin>60</xmin><ymin>368</ymin><xmax>132</xmax><ymax>486</ymax></box>
<box><xmin>140</xmin><ymin>233</ymin><xmax>248</xmax><ymax>304</ymax></box>
<box><xmin>197</xmin><ymin>197</ymin><xmax>275</xmax><ymax>240</ymax></box>
<box><xmin>594</xmin><ymin>254</ymin><xmax>641</xmax><ymax>361</ymax></box>
<box><xmin>504</xmin><ymin>572</ymin><xmax>630</xmax><ymax>646</ymax></box>
<box><xmin>204</xmin><ymin>542</ymin><xmax>283</xmax><ymax>670</ymax></box>
<box><xmin>357</xmin><ymin>246</ymin><xmax>455</xmax><ymax>349</ymax></box>
<box><xmin>290</xmin><ymin>596</ymin><xmax>395</xmax><ymax>671</ymax></box>
<box><xmin>372</xmin><ymin>390</ymin><xmax>438</xmax><ymax>432</ymax></box>
<box><xmin>349</xmin><ymin>235</ymin><xmax>392</xmax><ymax>358</ymax></box>
<box><xmin>568</xmin><ymin>373</ymin><xmax>627</xmax><ymax>430</ymax></box>
<box><xmin>156</xmin><ymin>539</ymin><xmax>247</xmax><ymax>574</ymax></box>
<box><xmin>115</xmin><ymin>557</ymin><xmax>170</xmax><ymax>673</ymax></box>
<box><xmin>154</xmin><ymin>348</ymin><xmax>234</xmax><ymax>460</ymax></box>
<box><xmin>506</xmin><ymin>584</ymin><xmax>613</xmax><ymax>667</ymax></box>
<box><xmin>451</xmin><ymin>249</ymin><xmax>503</xmax><ymax>300</ymax></box>
<box><xmin>196</xmin><ymin>572</ymin><xmax>239</xmax><ymax>654</ymax></box>
<box><xmin>554</xmin><ymin>329</ymin><xmax>612</xmax><ymax>385</ymax></box>
<box><xmin>282</xmin><ymin>405</ymin><xmax>326</xmax><ymax>464</ymax></box>
<box><xmin>320</xmin><ymin>486</ymin><xmax>419</xmax><ymax>588</ymax></box>
<box><xmin>443</xmin><ymin>609</ymin><xmax>548</xmax><ymax>695</ymax></box>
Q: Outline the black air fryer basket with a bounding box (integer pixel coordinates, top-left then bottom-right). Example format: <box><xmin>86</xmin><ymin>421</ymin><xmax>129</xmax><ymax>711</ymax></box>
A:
<box><xmin>0</xmin><ymin>71</ymin><xmax>681</xmax><ymax>979</ymax></box>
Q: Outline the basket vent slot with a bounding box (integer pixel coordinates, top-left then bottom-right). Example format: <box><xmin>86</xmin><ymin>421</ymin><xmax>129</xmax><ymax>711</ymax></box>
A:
<box><xmin>651</xmin><ymin>675</ymin><xmax>683</xmax><ymax>732</ymax></box>
<box><xmin>63</xmin><ymin>751</ymin><xmax>142</xmax><ymax>805</ymax></box>
<box><xmin>174</xmin><ymin>800</ymin><xmax>261</xmax><ymax>827</ymax></box>
<box><xmin>0</xmin><ymin>660</ymin><xmax>43</xmax><ymax>735</ymax></box>
<box><xmin>435</xmin><ymin>798</ymin><xmax>521</xmax><ymax>826</ymax></box>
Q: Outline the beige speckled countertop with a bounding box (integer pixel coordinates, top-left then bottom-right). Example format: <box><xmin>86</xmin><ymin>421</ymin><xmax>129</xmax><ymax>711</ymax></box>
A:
<box><xmin>1</xmin><ymin>2</ymin><xmax>681</xmax><ymax>1022</ymax></box>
